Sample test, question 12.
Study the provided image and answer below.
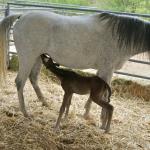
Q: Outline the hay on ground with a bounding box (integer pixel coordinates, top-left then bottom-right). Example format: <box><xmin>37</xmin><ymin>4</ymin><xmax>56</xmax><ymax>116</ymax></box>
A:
<box><xmin>0</xmin><ymin>71</ymin><xmax>150</xmax><ymax>150</ymax></box>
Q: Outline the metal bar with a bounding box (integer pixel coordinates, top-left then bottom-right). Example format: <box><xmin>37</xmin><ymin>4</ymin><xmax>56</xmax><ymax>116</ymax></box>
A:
<box><xmin>14</xmin><ymin>0</ymin><xmax>96</xmax><ymax>8</ymax></box>
<box><xmin>7</xmin><ymin>8</ymin><xmax>53</xmax><ymax>11</ymax></box>
<box><xmin>5</xmin><ymin>3</ymin><xmax>10</xmax><ymax>68</ymax></box>
<box><xmin>114</xmin><ymin>71</ymin><xmax>150</xmax><ymax>80</ymax></box>
<box><xmin>0</xmin><ymin>8</ymin><xmax>7</xmax><ymax>11</ymax></box>
<box><xmin>129</xmin><ymin>59</ymin><xmax>150</xmax><ymax>65</ymax></box>
<box><xmin>9</xmin><ymin>51</ymin><xmax>17</xmax><ymax>55</ymax></box>
<box><xmin>7</xmin><ymin>2</ymin><xmax>150</xmax><ymax>18</ymax></box>
<box><xmin>5</xmin><ymin>3</ymin><xmax>9</xmax><ymax>17</ymax></box>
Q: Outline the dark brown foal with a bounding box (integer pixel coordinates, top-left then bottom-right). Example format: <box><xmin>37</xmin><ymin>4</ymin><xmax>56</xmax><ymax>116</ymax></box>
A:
<box><xmin>41</xmin><ymin>54</ymin><xmax>113</xmax><ymax>132</ymax></box>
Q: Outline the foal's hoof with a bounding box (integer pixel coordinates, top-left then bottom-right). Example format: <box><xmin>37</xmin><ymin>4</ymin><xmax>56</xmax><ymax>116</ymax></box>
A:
<box><xmin>53</xmin><ymin>127</ymin><xmax>61</xmax><ymax>133</ymax></box>
<box><xmin>23</xmin><ymin>112</ymin><xmax>33</xmax><ymax>119</ymax></box>
<box><xmin>63</xmin><ymin>116</ymin><xmax>68</xmax><ymax>122</ymax></box>
<box><xmin>104</xmin><ymin>129</ymin><xmax>110</xmax><ymax>134</ymax></box>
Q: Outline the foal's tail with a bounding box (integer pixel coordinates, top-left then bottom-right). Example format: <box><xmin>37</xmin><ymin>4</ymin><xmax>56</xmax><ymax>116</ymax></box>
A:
<box><xmin>0</xmin><ymin>14</ymin><xmax>21</xmax><ymax>84</ymax></box>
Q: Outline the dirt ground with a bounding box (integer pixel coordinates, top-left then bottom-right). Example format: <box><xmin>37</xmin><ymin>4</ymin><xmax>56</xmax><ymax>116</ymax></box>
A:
<box><xmin>0</xmin><ymin>71</ymin><xmax>150</xmax><ymax>150</ymax></box>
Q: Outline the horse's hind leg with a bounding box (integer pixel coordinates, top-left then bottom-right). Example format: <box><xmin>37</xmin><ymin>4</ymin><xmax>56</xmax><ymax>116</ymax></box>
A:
<box><xmin>29</xmin><ymin>57</ymin><xmax>48</xmax><ymax>106</ymax></box>
<box><xmin>15</xmin><ymin>55</ymin><xmax>37</xmax><ymax>117</ymax></box>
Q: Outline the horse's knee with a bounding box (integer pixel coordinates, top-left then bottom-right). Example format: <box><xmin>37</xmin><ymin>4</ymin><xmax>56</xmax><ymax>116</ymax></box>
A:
<box><xmin>29</xmin><ymin>72</ymin><xmax>37</xmax><ymax>83</ymax></box>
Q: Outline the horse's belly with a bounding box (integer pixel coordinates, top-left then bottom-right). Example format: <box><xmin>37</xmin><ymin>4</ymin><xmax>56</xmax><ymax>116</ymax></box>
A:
<box><xmin>47</xmin><ymin>31</ymin><xmax>101</xmax><ymax>69</ymax></box>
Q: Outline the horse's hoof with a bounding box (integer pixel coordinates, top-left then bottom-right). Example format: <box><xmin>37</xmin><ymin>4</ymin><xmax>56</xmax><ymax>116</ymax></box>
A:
<box><xmin>104</xmin><ymin>130</ymin><xmax>110</xmax><ymax>134</ymax></box>
<box><xmin>42</xmin><ymin>102</ymin><xmax>49</xmax><ymax>107</ymax></box>
<box><xmin>83</xmin><ymin>114</ymin><xmax>92</xmax><ymax>120</ymax></box>
<box><xmin>100</xmin><ymin>125</ymin><xmax>106</xmax><ymax>130</ymax></box>
<box><xmin>104</xmin><ymin>128</ymin><xmax>110</xmax><ymax>134</ymax></box>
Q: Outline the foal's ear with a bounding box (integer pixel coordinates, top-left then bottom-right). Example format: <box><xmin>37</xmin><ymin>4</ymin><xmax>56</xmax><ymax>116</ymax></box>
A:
<box><xmin>41</xmin><ymin>54</ymin><xmax>49</xmax><ymax>64</ymax></box>
<box><xmin>44</xmin><ymin>57</ymin><xmax>49</xmax><ymax>63</ymax></box>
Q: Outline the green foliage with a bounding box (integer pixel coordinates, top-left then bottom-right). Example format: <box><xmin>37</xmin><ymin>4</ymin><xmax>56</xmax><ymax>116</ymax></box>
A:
<box><xmin>97</xmin><ymin>0</ymin><xmax>150</xmax><ymax>13</ymax></box>
<box><xmin>6</xmin><ymin>0</ymin><xmax>91</xmax><ymax>6</ymax></box>
<box><xmin>9</xmin><ymin>55</ymin><xmax>19</xmax><ymax>71</ymax></box>
<box><xmin>1</xmin><ymin>0</ymin><xmax>150</xmax><ymax>14</ymax></box>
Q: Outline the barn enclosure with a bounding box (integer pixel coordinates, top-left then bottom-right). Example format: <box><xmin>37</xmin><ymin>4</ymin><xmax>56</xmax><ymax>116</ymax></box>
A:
<box><xmin>0</xmin><ymin>1</ymin><xmax>150</xmax><ymax>150</ymax></box>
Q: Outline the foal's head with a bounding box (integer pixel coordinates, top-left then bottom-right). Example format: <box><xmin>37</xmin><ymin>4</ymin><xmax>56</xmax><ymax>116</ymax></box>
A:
<box><xmin>41</xmin><ymin>54</ymin><xmax>59</xmax><ymax>68</ymax></box>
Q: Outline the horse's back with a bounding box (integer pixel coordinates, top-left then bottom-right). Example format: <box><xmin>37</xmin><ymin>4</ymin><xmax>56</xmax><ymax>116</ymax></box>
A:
<box><xmin>13</xmin><ymin>11</ymin><xmax>93</xmax><ymax>52</ymax></box>
<box><xmin>13</xmin><ymin>11</ymin><xmax>118</xmax><ymax>70</ymax></box>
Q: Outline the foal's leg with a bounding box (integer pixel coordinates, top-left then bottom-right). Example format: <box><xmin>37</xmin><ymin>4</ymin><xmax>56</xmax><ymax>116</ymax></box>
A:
<box><xmin>29</xmin><ymin>57</ymin><xmax>48</xmax><ymax>106</ymax></box>
<box><xmin>64</xmin><ymin>93</ymin><xmax>73</xmax><ymax>119</ymax></box>
<box><xmin>95</xmin><ymin>99</ymin><xmax>113</xmax><ymax>132</ymax></box>
<box><xmin>55</xmin><ymin>92</ymin><xmax>72</xmax><ymax>130</ymax></box>
<box><xmin>15</xmin><ymin>55</ymin><xmax>37</xmax><ymax>117</ymax></box>
<box><xmin>100</xmin><ymin>93</ymin><xmax>109</xmax><ymax>129</ymax></box>
<box><xmin>90</xmin><ymin>91</ymin><xmax>113</xmax><ymax>132</ymax></box>
<box><xmin>83</xmin><ymin>97</ymin><xmax>92</xmax><ymax>119</ymax></box>
<box><xmin>104</xmin><ymin>104</ymin><xmax>114</xmax><ymax>132</ymax></box>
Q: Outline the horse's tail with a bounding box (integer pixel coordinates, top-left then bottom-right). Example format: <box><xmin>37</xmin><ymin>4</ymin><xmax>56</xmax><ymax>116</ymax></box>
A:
<box><xmin>0</xmin><ymin>14</ymin><xmax>21</xmax><ymax>83</ymax></box>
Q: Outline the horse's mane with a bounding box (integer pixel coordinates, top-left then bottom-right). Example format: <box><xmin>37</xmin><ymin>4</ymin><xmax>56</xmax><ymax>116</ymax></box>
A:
<box><xmin>99</xmin><ymin>13</ymin><xmax>150</xmax><ymax>54</ymax></box>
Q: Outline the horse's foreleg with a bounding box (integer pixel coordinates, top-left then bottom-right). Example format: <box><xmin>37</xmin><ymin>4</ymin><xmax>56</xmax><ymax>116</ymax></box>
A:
<box><xmin>29</xmin><ymin>57</ymin><xmax>48</xmax><ymax>107</ymax></box>
<box><xmin>83</xmin><ymin>97</ymin><xmax>92</xmax><ymax>119</ymax></box>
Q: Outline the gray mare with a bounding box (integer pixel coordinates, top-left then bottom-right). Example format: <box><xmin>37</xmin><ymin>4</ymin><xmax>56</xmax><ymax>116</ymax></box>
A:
<box><xmin>0</xmin><ymin>12</ymin><xmax>150</xmax><ymax>118</ymax></box>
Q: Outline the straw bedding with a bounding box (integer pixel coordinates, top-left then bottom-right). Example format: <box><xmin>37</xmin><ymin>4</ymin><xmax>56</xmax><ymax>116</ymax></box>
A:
<box><xmin>0</xmin><ymin>71</ymin><xmax>149</xmax><ymax>150</ymax></box>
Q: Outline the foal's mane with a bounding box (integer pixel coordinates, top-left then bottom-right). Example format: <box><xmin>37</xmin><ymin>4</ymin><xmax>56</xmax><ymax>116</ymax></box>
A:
<box><xmin>99</xmin><ymin>13</ymin><xmax>150</xmax><ymax>54</ymax></box>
